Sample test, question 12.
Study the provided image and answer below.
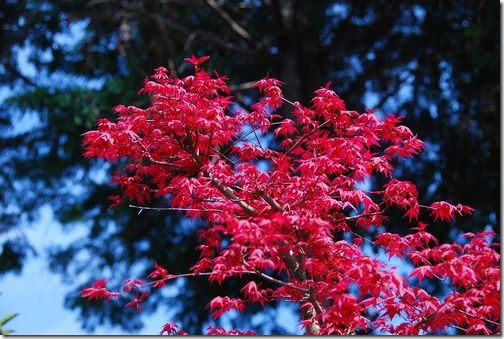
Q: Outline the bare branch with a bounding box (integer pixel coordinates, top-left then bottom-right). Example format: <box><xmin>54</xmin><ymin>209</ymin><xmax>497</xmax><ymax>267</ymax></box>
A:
<box><xmin>116</xmin><ymin>2</ymin><xmax>258</xmax><ymax>57</ymax></box>
<box><xmin>129</xmin><ymin>204</ymin><xmax>226</xmax><ymax>214</ymax></box>
<box><xmin>205</xmin><ymin>0</ymin><xmax>254</xmax><ymax>42</ymax></box>
<box><xmin>142</xmin><ymin>269</ymin><xmax>309</xmax><ymax>293</ymax></box>
<box><xmin>229</xmin><ymin>81</ymin><xmax>256</xmax><ymax>91</ymax></box>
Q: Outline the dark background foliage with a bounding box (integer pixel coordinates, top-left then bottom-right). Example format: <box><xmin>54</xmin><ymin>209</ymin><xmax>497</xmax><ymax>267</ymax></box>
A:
<box><xmin>0</xmin><ymin>0</ymin><xmax>499</xmax><ymax>334</ymax></box>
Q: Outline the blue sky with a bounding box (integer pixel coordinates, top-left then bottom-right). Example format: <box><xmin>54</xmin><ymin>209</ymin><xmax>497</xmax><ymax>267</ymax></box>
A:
<box><xmin>0</xmin><ymin>205</ymin><xmax>164</xmax><ymax>335</ymax></box>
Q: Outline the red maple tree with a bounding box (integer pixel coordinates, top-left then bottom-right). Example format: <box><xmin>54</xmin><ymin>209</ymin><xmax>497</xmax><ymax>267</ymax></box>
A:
<box><xmin>82</xmin><ymin>56</ymin><xmax>500</xmax><ymax>335</ymax></box>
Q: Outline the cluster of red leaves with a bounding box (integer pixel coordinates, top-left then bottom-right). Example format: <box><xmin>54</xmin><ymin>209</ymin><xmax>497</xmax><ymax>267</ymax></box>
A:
<box><xmin>81</xmin><ymin>279</ymin><xmax>120</xmax><ymax>301</ymax></box>
<box><xmin>81</xmin><ymin>56</ymin><xmax>500</xmax><ymax>335</ymax></box>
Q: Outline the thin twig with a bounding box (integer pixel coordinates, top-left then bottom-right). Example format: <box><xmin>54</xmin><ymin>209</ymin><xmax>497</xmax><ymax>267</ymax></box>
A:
<box><xmin>129</xmin><ymin>204</ymin><xmax>226</xmax><ymax>214</ymax></box>
<box><xmin>281</xmin><ymin>96</ymin><xmax>298</xmax><ymax>107</ymax></box>
<box><xmin>284</xmin><ymin>119</ymin><xmax>331</xmax><ymax>156</ymax></box>
<box><xmin>222</xmin><ymin>121</ymin><xmax>284</xmax><ymax>155</ymax></box>
<box><xmin>137</xmin><ymin>141</ymin><xmax>179</xmax><ymax>167</ymax></box>
<box><xmin>251</xmin><ymin>127</ymin><xmax>265</xmax><ymax>151</ymax></box>
<box><xmin>211</xmin><ymin>147</ymin><xmax>236</xmax><ymax>166</ymax></box>
<box><xmin>456</xmin><ymin>309</ymin><xmax>500</xmax><ymax>326</ymax></box>
<box><xmin>332</xmin><ymin>211</ymin><xmax>384</xmax><ymax>223</ymax></box>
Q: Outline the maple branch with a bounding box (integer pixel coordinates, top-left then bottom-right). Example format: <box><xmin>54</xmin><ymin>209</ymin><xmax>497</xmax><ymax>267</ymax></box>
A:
<box><xmin>255</xmin><ymin>271</ymin><xmax>308</xmax><ymax>293</ymax></box>
<box><xmin>143</xmin><ymin>269</ymin><xmax>309</xmax><ymax>293</ymax></box>
<box><xmin>185</xmin><ymin>135</ymin><xmax>257</xmax><ymax>216</ymax></box>
<box><xmin>247</xmin><ymin>189</ymin><xmax>323</xmax><ymax>319</ymax></box>
<box><xmin>209</xmin><ymin>177</ymin><xmax>257</xmax><ymax>216</ymax></box>
<box><xmin>258</xmin><ymin>190</ymin><xmax>283</xmax><ymax>212</ymax></box>
<box><xmin>190</xmin><ymin>196</ymin><xmax>246</xmax><ymax>204</ymax></box>
<box><xmin>183</xmin><ymin>129</ymin><xmax>285</xmax><ymax>218</ymax></box>
<box><xmin>146</xmin><ymin>158</ymin><xmax>178</xmax><ymax>167</ymax></box>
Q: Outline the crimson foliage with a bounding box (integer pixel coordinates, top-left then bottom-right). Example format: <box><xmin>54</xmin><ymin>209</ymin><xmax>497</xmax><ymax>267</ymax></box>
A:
<box><xmin>82</xmin><ymin>57</ymin><xmax>500</xmax><ymax>335</ymax></box>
